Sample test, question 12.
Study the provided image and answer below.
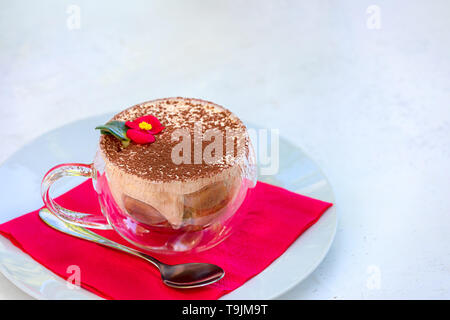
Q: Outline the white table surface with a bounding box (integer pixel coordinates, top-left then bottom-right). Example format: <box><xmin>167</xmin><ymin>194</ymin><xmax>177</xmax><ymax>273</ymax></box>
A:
<box><xmin>0</xmin><ymin>0</ymin><xmax>449</xmax><ymax>299</ymax></box>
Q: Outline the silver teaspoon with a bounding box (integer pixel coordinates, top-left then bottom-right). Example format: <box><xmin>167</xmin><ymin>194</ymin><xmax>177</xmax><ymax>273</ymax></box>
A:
<box><xmin>39</xmin><ymin>208</ymin><xmax>224</xmax><ymax>289</ymax></box>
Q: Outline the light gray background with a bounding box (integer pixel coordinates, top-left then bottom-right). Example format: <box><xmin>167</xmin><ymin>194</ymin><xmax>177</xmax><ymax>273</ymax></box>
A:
<box><xmin>0</xmin><ymin>0</ymin><xmax>449</xmax><ymax>299</ymax></box>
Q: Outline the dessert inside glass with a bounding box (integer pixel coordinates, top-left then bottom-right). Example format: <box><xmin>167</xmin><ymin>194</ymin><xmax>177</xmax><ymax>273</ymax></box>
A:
<box><xmin>93</xmin><ymin>97</ymin><xmax>256</xmax><ymax>253</ymax></box>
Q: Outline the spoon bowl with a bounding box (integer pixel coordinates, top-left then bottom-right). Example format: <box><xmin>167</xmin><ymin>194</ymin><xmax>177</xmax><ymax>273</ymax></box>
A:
<box><xmin>161</xmin><ymin>263</ymin><xmax>224</xmax><ymax>288</ymax></box>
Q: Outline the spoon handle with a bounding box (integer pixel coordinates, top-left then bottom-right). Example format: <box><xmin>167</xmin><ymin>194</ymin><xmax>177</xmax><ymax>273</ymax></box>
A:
<box><xmin>39</xmin><ymin>208</ymin><xmax>162</xmax><ymax>270</ymax></box>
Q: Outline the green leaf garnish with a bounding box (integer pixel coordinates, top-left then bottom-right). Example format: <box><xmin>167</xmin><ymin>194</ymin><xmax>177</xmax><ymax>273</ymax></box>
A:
<box><xmin>95</xmin><ymin>120</ymin><xmax>130</xmax><ymax>147</ymax></box>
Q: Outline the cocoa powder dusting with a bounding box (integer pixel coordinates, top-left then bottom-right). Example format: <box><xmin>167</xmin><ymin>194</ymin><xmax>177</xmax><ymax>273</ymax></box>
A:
<box><xmin>99</xmin><ymin>97</ymin><xmax>249</xmax><ymax>182</ymax></box>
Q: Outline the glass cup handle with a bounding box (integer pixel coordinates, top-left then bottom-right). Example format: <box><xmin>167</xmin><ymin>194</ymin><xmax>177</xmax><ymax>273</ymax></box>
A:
<box><xmin>41</xmin><ymin>163</ymin><xmax>112</xmax><ymax>230</ymax></box>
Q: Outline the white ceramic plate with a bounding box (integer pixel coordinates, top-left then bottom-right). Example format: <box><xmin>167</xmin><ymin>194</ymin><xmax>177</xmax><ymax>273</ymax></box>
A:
<box><xmin>0</xmin><ymin>114</ymin><xmax>336</xmax><ymax>300</ymax></box>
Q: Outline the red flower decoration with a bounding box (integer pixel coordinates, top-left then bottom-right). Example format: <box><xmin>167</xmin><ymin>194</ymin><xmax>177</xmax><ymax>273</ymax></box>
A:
<box><xmin>125</xmin><ymin>115</ymin><xmax>165</xmax><ymax>144</ymax></box>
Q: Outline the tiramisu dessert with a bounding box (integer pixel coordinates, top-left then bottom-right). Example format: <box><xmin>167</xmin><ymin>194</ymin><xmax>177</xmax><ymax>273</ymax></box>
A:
<box><xmin>94</xmin><ymin>97</ymin><xmax>255</xmax><ymax>252</ymax></box>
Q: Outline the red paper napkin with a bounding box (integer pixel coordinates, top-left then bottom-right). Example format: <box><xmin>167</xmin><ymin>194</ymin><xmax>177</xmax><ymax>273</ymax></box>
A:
<box><xmin>0</xmin><ymin>180</ymin><xmax>332</xmax><ymax>300</ymax></box>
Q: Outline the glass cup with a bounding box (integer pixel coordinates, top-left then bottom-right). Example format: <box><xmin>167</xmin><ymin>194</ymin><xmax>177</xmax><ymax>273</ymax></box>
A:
<box><xmin>41</xmin><ymin>137</ymin><xmax>256</xmax><ymax>254</ymax></box>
